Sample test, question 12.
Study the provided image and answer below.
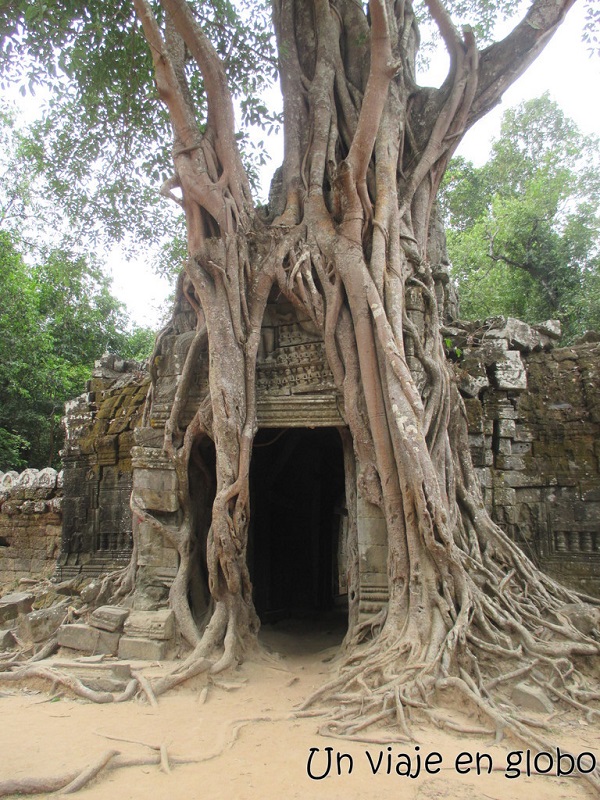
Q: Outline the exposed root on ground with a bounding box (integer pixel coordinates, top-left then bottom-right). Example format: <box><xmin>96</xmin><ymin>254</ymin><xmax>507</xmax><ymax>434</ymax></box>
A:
<box><xmin>300</xmin><ymin>603</ymin><xmax>600</xmax><ymax>793</ymax></box>
<box><xmin>0</xmin><ymin>664</ymin><xmax>138</xmax><ymax>703</ymax></box>
<box><xmin>0</xmin><ymin>749</ymin><xmax>204</xmax><ymax>798</ymax></box>
<box><xmin>0</xmin><ymin>713</ymin><xmax>304</xmax><ymax>798</ymax></box>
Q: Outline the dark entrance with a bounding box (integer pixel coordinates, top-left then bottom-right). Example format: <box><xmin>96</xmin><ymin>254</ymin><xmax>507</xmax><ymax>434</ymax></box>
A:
<box><xmin>249</xmin><ymin>427</ymin><xmax>346</xmax><ymax>622</ymax></box>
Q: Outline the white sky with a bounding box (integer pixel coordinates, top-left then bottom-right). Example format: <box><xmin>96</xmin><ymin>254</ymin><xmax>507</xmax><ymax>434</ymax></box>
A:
<box><xmin>11</xmin><ymin>2</ymin><xmax>600</xmax><ymax>330</ymax></box>
<box><xmin>107</xmin><ymin>248</ymin><xmax>173</xmax><ymax>330</ymax></box>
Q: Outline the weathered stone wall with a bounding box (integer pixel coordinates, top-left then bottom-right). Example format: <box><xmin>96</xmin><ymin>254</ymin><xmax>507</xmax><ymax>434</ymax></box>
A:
<box><xmin>0</xmin><ymin>468</ymin><xmax>62</xmax><ymax>585</ymax></box>
<box><xmin>59</xmin><ymin>355</ymin><xmax>149</xmax><ymax>579</ymax></box>
<box><xmin>130</xmin><ymin>299</ymin><xmax>198</xmax><ymax>607</ymax></box>
<box><xmin>448</xmin><ymin>318</ymin><xmax>600</xmax><ymax>596</ymax></box>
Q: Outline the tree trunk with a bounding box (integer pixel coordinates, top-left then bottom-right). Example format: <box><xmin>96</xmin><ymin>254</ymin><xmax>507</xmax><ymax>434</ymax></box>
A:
<box><xmin>131</xmin><ymin>0</ymin><xmax>598</xmax><ymax>782</ymax></box>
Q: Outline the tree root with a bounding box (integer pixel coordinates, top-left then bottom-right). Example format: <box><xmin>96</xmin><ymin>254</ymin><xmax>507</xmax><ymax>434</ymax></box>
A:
<box><xmin>0</xmin><ymin>750</ymin><xmax>203</xmax><ymax>799</ymax></box>
<box><xmin>132</xmin><ymin>669</ymin><xmax>159</xmax><ymax>707</ymax></box>
<box><xmin>0</xmin><ymin>713</ymin><xmax>300</xmax><ymax>798</ymax></box>
<box><xmin>302</xmin><ymin>622</ymin><xmax>600</xmax><ymax>795</ymax></box>
<box><xmin>29</xmin><ymin>636</ymin><xmax>59</xmax><ymax>663</ymax></box>
<box><xmin>0</xmin><ymin>665</ymin><xmax>138</xmax><ymax>704</ymax></box>
<box><xmin>0</xmin><ymin>648</ymin><xmax>231</xmax><ymax>707</ymax></box>
<box><xmin>61</xmin><ymin>749</ymin><xmax>121</xmax><ymax>795</ymax></box>
<box><xmin>318</xmin><ymin>730</ymin><xmax>413</xmax><ymax>745</ymax></box>
<box><xmin>151</xmin><ymin>655</ymin><xmax>213</xmax><ymax>697</ymax></box>
<box><xmin>0</xmin><ymin>750</ymin><xmax>120</xmax><ymax>798</ymax></box>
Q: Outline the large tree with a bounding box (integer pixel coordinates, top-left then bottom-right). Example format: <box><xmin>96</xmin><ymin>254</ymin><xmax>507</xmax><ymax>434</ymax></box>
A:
<box><xmin>3</xmin><ymin>0</ymin><xmax>599</xmax><ymax>779</ymax></box>
<box><xmin>440</xmin><ymin>94</ymin><xmax>600</xmax><ymax>339</ymax></box>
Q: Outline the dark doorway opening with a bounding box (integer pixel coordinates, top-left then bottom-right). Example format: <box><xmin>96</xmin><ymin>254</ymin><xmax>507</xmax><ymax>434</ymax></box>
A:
<box><xmin>249</xmin><ymin>427</ymin><xmax>346</xmax><ymax>624</ymax></box>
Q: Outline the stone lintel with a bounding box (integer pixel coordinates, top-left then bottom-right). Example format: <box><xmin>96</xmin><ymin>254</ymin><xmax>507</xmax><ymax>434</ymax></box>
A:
<box><xmin>257</xmin><ymin>394</ymin><xmax>344</xmax><ymax>427</ymax></box>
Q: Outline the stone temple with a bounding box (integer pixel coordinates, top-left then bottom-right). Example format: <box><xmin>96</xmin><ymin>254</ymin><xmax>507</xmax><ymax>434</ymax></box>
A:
<box><xmin>2</xmin><ymin>297</ymin><xmax>599</xmax><ymax>634</ymax></box>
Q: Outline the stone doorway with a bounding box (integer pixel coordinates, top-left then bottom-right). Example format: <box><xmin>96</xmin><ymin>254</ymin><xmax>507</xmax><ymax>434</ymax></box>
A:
<box><xmin>248</xmin><ymin>427</ymin><xmax>346</xmax><ymax>623</ymax></box>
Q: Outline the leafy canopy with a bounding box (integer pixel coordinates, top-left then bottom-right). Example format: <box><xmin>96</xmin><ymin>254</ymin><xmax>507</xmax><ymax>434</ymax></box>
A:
<box><xmin>3</xmin><ymin>0</ymin><xmax>586</xmax><ymax>254</ymax></box>
<box><xmin>0</xmin><ymin>0</ymin><xmax>278</xmax><ymax>259</ymax></box>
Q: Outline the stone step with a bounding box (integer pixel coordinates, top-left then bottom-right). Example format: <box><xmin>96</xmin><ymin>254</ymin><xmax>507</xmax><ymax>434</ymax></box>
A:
<box><xmin>54</xmin><ymin>550</ymin><xmax>132</xmax><ymax>581</ymax></box>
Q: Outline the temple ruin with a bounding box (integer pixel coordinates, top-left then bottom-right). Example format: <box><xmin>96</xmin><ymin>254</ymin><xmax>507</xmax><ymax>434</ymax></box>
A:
<box><xmin>4</xmin><ymin>307</ymin><xmax>595</xmax><ymax>615</ymax></box>
<box><xmin>1</xmin><ymin>305</ymin><xmax>599</xmax><ymax>637</ymax></box>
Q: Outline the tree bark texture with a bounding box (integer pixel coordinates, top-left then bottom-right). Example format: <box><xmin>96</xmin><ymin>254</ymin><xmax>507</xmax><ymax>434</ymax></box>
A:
<box><xmin>131</xmin><ymin>0</ymin><xmax>598</xmax><ymax>779</ymax></box>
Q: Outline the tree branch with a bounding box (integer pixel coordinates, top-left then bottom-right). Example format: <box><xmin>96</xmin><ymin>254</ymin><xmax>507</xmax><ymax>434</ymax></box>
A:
<box><xmin>424</xmin><ymin>0</ymin><xmax>463</xmax><ymax>64</ymax></box>
<box><xmin>339</xmin><ymin>0</ymin><xmax>395</xmax><ymax>242</ymax></box>
<box><xmin>468</xmin><ymin>0</ymin><xmax>577</xmax><ymax>127</ymax></box>
<box><xmin>347</xmin><ymin>0</ymin><xmax>395</xmax><ymax>184</ymax></box>
<box><xmin>159</xmin><ymin>0</ymin><xmax>252</xmax><ymax>213</ymax></box>
<box><xmin>400</xmin><ymin>28</ymin><xmax>478</xmax><ymax>219</ymax></box>
<box><xmin>131</xmin><ymin>0</ymin><xmax>198</xmax><ymax>148</ymax></box>
<box><xmin>160</xmin><ymin>0</ymin><xmax>235</xmax><ymax>136</ymax></box>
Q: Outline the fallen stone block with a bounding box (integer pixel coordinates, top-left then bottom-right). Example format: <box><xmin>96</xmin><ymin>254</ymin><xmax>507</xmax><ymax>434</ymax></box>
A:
<box><xmin>112</xmin><ymin>663</ymin><xmax>133</xmax><ymax>680</ymax></box>
<box><xmin>118</xmin><ymin>636</ymin><xmax>168</xmax><ymax>661</ymax></box>
<box><xmin>534</xmin><ymin>319</ymin><xmax>561</xmax><ymax>340</ymax></box>
<box><xmin>53</xmin><ymin>579</ymin><xmax>82</xmax><ymax>597</ymax></box>
<box><xmin>457</xmin><ymin>367</ymin><xmax>489</xmax><ymax>398</ymax></box>
<box><xmin>0</xmin><ymin>592</ymin><xmax>34</xmax><ymax>624</ymax></box>
<box><xmin>90</xmin><ymin>606</ymin><xmax>130</xmax><ymax>633</ymax></box>
<box><xmin>57</xmin><ymin>624</ymin><xmax>120</xmax><ymax>655</ymax></box>
<box><xmin>18</xmin><ymin>605</ymin><xmax>68</xmax><ymax>643</ymax></box>
<box><xmin>79</xmin><ymin>579</ymin><xmax>103</xmax><ymax>605</ymax></box>
<box><xmin>0</xmin><ymin>629</ymin><xmax>16</xmax><ymax>650</ymax></box>
<box><xmin>512</xmin><ymin>682</ymin><xmax>554</xmax><ymax>714</ymax></box>
<box><xmin>124</xmin><ymin>609</ymin><xmax>174</xmax><ymax>641</ymax></box>
<box><xmin>484</xmin><ymin>317</ymin><xmax>549</xmax><ymax>352</ymax></box>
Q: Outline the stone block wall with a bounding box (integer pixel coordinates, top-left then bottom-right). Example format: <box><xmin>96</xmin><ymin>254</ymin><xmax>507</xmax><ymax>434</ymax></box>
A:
<box><xmin>0</xmin><ymin>468</ymin><xmax>62</xmax><ymax>585</ymax></box>
<box><xmin>448</xmin><ymin>318</ymin><xmax>600</xmax><ymax>596</ymax></box>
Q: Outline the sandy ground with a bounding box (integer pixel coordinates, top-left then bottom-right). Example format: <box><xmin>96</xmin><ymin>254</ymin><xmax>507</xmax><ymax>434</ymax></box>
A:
<box><xmin>0</xmin><ymin>617</ymin><xmax>598</xmax><ymax>800</ymax></box>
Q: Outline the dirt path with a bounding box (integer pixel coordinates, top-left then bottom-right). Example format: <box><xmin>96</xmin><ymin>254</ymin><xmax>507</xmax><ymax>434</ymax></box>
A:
<box><xmin>0</xmin><ymin>619</ymin><xmax>597</xmax><ymax>799</ymax></box>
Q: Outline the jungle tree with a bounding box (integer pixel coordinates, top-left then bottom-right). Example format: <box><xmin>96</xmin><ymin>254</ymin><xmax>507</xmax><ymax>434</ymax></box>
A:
<box><xmin>440</xmin><ymin>94</ymin><xmax>600</xmax><ymax>339</ymax></box>
<box><xmin>3</xmin><ymin>0</ymin><xmax>600</xmax><ymax>780</ymax></box>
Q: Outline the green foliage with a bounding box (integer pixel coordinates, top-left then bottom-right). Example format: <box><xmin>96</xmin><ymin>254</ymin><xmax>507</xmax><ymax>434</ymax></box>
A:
<box><xmin>0</xmin><ymin>110</ymin><xmax>156</xmax><ymax>470</ymax></box>
<box><xmin>440</xmin><ymin>95</ymin><xmax>600</xmax><ymax>341</ymax></box>
<box><xmin>0</xmin><ymin>99</ymin><xmax>158</xmax><ymax>472</ymax></box>
<box><xmin>417</xmin><ymin>0</ymin><xmax>519</xmax><ymax>44</ymax></box>
<box><xmin>118</xmin><ymin>326</ymin><xmax>157</xmax><ymax>361</ymax></box>
<box><xmin>0</xmin><ymin>0</ymin><xmax>278</xmax><ymax>256</ymax></box>
<box><xmin>34</xmin><ymin>250</ymin><xmax>133</xmax><ymax>365</ymax></box>
<box><xmin>0</xmin><ymin>232</ymin><xmax>154</xmax><ymax>471</ymax></box>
